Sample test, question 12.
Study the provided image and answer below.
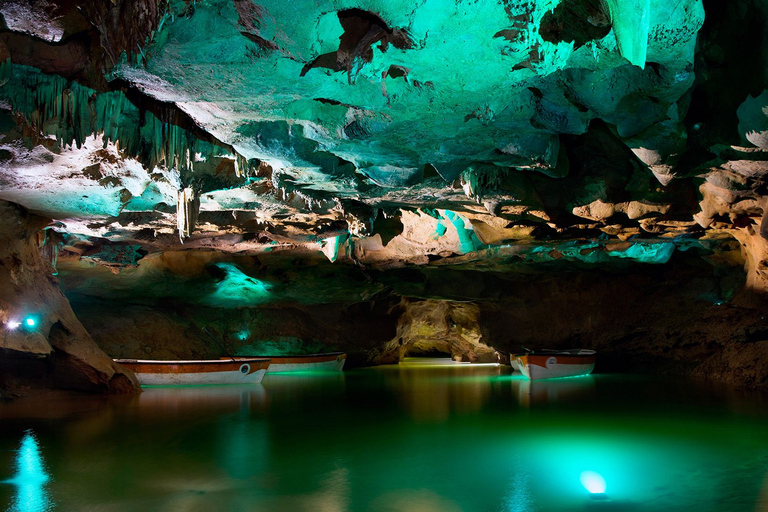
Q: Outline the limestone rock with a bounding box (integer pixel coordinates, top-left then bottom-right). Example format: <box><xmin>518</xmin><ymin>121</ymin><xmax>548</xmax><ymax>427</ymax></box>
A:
<box><xmin>695</xmin><ymin>341</ymin><xmax>768</xmax><ymax>388</ymax></box>
<box><xmin>737</xmin><ymin>90</ymin><xmax>768</xmax><ymax>150</ymax></box>
<box><xmin>390</xmin><ymin>300</ymin><xmax>498</xmax><ymax>364</ymax></box>
<box><xmin>0</xmin><ymin>201</ymin><xmax>139</xmax><ymax>394</ymax></box>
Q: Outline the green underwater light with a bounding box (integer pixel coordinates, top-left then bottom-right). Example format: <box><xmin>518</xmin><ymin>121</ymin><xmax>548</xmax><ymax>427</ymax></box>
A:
<box><xmin>580</xmin><ymin>471</ymin><xmax>607</xmax><ymax>497</ymax></box>
<box><xmin>534</xmin><ymin>373</ymin><xmax>592</xmax><ymax>381</ymax></box>
<box><xmin>24</xmin><ymin>317</ymin><xmax>35</xmax><ymax>327</ymax></box>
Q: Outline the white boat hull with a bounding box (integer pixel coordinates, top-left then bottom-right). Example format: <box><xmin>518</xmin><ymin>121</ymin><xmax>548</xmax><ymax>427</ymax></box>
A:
<box><xmin>515</xmin><ymin>351</ymin><xmax>596</xmax><ymax>380</ymax></box>
<box><xmin>135</xmin><ymin>368</ymin><xmax>267</xmax><ymax>386</ymax></box>
<box><xmin>267</xmin><ymin>358</ymin><xmax>345</xmax><ymax>373</ymax></box>
<box><xmin>227</xmin><ymin>353</ymin><xmax>346</xmax><ymax>373</ymax></box>
<box><xmin>519</xmin><ymin>361</ymin><xmax>595</xmax><ymax>380</ymax></box>
<box><xmin>115</xmin><ymin>359</ymin><xmax>270</xmax><ymax>386</ymax></box>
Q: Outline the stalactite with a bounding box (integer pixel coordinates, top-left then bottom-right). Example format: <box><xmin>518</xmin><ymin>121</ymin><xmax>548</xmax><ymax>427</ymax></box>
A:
<box><xmin>176</xmin><ymin>187</ymin><xmax>199</xmax><ymax>243</ymax></box>
<box><xmin>459</xmin><ymin>166</ymin><xmax>504</xmax><ymax>203</ymax></box>
<box><xmin>602</xmin><ymin>0</ymin><xmax>651</xmax><ymax>68</ymax></box>
<box><xmin>320</xmin><ymin>234</ymin><xmax>348</xmax><ymax>263</ymax></box>
<box><xmin>233</xmin><ymin>154</ymin><xmax>251</xmax><ymax>178</ymax></box>
<box><xmin>0</xmin><ymin>64</ymin><xmax>241</xmax><ymax>188</ymax></box>
<box><xmin>37</xmin><ymin>228</ymin><xmax>64</xmax><ymax>276</ymax></box>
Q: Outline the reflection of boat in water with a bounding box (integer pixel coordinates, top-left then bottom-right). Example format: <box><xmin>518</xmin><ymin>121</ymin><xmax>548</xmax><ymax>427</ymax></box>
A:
<box><xmin>514</xmin><ymin>349</ymin><xmax>596</xmax><ymax>380</ymax></box>
<box><xmin>114</xmin><ymin>358</ymin><xmax>270</xmax><ymax>385</ymax></box>
<box><xmin>516</xmin><ymin>374</ymin><xmax>596</xmax><ymax>407</ymax></box>
<box><xmin>135</xmin><ymin>384</ymin><xmax>268</xmax><ymax>418</ymax></box>
<box><xmin>224</xmin><ymin>353</ymin><xmax>346</xmax><ymax>373</ymax></box>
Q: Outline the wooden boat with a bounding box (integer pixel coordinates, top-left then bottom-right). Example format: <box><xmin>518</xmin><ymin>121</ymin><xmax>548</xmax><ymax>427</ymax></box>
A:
<box><xmin>223</xmin><ymin>352</ymin><xmax>346</xmax><ymax>373</ymax></box>
<box><xmin>514</xmin><ymin>349</ymin><xmax>596</xmax><ymax>380</ymax></box>
<box><xmin>114</xmin><ymin>358</ymin><xmax>271</xmax><ymax>386</ymax></box>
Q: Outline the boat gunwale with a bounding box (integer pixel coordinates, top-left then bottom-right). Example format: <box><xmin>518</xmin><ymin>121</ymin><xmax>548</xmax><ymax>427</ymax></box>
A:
<box><xmin>512</xmin><ymin>349</ymin><xmax>596</xmax><ymax>357</ymax></box>
<box><xmin>226</xmin><ymin>352</ymin><xmax>345</xmax><ymax>360</ymax></box>
<box><xmin>115</xmin><ymin>358</ymin><xmax>271</xmax><ymax>365</ymax></box>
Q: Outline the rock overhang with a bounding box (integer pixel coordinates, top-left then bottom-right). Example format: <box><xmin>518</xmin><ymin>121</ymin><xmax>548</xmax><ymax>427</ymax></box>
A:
<box><xmin>115</xmin><ymin>0</ymin><xmax>703</xmax><ymax>180</ymax></box>
<box><xmin>0</xmin><ymin>0</ymin><xmax>764</xmax><ymax>277</ymax></box>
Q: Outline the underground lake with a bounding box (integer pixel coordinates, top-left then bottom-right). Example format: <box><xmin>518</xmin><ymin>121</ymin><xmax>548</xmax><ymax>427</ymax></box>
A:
<box><xmin>2</xmin><ymin>360</ymin><xmax>767</xmax><ymax>512</ymax></box>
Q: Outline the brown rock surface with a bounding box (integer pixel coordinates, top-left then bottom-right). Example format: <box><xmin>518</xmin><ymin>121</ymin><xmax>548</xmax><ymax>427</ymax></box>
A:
<box><xmin>386</xmin><ymin>300</ymin><xmax>498</xmax><ymax>363</ymax></box>
<box><xmin>0</xmin><ymin>201</ymin><xmax>138</xmax><ymax>395</ymax></box>
<box><xmin>695</xmin><ymin>340</ymin><xmax>768</xmax><ymax>388</ymax></box>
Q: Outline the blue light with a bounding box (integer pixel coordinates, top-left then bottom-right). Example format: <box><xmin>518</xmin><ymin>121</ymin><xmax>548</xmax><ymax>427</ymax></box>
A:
<box><xmin>24</xmin><ymin>317</ymin><xmax>35</xmax><ymax>327</ymax></box>
<box><xmin>580</xmin><ymin>471</ymin><xmax>606</xmax><ymax>494</ymax></box>
<box><xmin>7</xmin><ymin>432</ymin><xmax>49</xmax><ymax>486</ymax></box>
<box><xmin>2</xmin><ymin>430</ymin><xmax>53</xmax><ymax>512</ymax></box>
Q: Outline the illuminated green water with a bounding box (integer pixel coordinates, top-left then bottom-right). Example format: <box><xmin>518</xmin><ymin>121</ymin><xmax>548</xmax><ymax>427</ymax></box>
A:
<box><xmin>1</xmin><ymin>360</ymin><xmax>768</xmax><ymax>511</ymax></box>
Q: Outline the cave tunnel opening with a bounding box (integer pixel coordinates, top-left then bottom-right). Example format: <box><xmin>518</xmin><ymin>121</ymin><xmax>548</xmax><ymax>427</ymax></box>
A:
<box><xmin>404</xmin><ymin>345</ymin><xmax>453</xmax><ymax>359</ymax></box>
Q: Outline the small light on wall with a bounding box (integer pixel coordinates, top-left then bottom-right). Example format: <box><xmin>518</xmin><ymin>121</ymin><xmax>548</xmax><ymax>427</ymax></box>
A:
<box><xmin>6</xmin><ymin>320</ymin><xmax>21</xmax><ymax>330</ymax></box>
<box><xmin>25</xmin><ymin>317</ymin><xmax>36</xmax><ymax>327</ymax></box>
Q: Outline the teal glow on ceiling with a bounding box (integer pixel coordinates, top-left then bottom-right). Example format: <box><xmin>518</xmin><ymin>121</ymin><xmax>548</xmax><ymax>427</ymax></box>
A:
<box><xmin>112</xmin><ymin>0</ymin><xmax>704</xmax><ymax>189</ymax></box>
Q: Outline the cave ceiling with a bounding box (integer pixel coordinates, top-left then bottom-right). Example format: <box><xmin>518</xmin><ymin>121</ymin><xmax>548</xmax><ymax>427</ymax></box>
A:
<box><xmin>0</xmin><ymin>0</ymin><xmax>767</xmax><ymax>270</ymax></box>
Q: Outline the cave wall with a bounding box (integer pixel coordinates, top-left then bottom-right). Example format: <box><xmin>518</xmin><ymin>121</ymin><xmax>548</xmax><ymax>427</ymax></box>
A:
<box><xmin>52</xmin><ymin>238</ymin><xmax>768</xmax><ymax>388</ymax></box>
<box><xmin>70</xmin><ymin>300</ymin><xmax>403</xmax><ymax>367</ymax></box>
<box><xmin>0</xmin><ymin>201</ymin><xmax>138</xmax><ymax>396</ymax></box>
<box><xmin>57</xmin><ymin>250</ymin><xmax>403</xmax><ymax>366</ymax></box>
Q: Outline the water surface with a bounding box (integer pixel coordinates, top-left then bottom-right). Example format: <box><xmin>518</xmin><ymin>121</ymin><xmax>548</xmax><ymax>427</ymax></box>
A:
<box><xmin>1</xmin><ymin>359</ymin><xmax>767</xmax><ymax>511</ymax></box>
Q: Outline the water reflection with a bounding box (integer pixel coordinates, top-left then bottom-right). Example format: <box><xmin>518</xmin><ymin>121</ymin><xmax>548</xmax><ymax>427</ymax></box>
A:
<box><xmin>382</xmin><ymin>358</ymin><xmax>499</xmax><ymax>422</ymax></box>
<box><xmin>124</xmin><ymin>380</ymin><xmax>349</xmax><ymax>510</ymax></box>
<box><xmin>261</xmin><ymin>372</ymin><xmax>346</xmax><ymax>406</ymax></box>
<box><xmin>2</xmin><ymin>431</ymin><xmax>53</xmax><ymax>512</ymax></box>
<box><xmin>1</xmin><ymin>369</ymin><xmax>768</xmax><ymax>511</ymax></box>
<box><xmin>134</xmin><ymin>384</ymin><xmax>268</xmax><ymax>419</ymax></box>
<box><xmin>515</xmin><ymin>375</ymin><xmax>596</xmax><ymax>407</ymax></box>
<box><xmin>251</xmin><ymin>466</ymin><xmax>351</xmax><ymax>512</ymax></box>
<box><xmin>502</xmin><ymin>457</ymin><xmax>534</xmax><ymax>512</ymax></box>
<box><xmin>758</xmin><ymin>469</ymin><xmax>768</xmax><ymax>512</ymax></box>
<box><xmin>368</xmin><ymin>488</ymin><xmax>462</xmax><ymax>512</ymax></box>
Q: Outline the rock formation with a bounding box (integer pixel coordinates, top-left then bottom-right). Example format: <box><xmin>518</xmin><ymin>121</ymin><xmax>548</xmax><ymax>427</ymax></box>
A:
<box><xmin>1</xmin><ymin>0</ymin><xmax>768</xmax><ymax>390</ymax></box>
<box><xmin>0</xmin><ymin>201</ymin><xmax>139</xmax><ymax>396</ymax></box>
